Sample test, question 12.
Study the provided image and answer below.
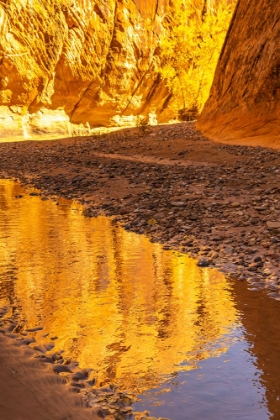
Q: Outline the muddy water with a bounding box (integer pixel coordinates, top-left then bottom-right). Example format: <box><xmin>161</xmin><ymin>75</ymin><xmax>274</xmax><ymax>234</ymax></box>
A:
<box><xmin>0</xmin><ymin>179</ymin><xmax>279</xmax><ymax>419</ymax></box>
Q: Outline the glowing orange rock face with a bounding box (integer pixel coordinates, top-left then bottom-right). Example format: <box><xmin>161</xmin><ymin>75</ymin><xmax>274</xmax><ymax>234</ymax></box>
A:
<box><xmin>0</xmin><ymin>0</ymin><xmax>236</xmax><ymax>139</ymax></box>
<box><xmin>134</xmin><ymin>0</ymin><xmax>168</xmax><ymax>18</ymax></box>
<box><xmin>0</xmin><ymin>0</ymin><xmax>171</xmax><ymax>138</ymax></box>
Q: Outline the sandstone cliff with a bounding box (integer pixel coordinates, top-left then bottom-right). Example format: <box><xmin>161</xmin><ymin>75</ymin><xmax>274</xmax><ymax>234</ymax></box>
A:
<box><xmin>0</xmin><ymin>0</ymin><xmax>234</xmax><ymax>139</ymax></box>
<box><xmin>198</xmin><ymin>0</ymin><xmax>280</xmax><ymax>146</ymax></box>
<box><xmin>0</xmin><ymin>0</ymin><xmax>172</xmax><ymax>138</ymax></box>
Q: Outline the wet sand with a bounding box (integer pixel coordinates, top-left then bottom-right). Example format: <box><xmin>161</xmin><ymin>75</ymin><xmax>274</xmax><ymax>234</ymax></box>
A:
<box><xmin>0</xmin><ymin>333</ymin><xmax>94</xmax><ymax>420</ymax></box>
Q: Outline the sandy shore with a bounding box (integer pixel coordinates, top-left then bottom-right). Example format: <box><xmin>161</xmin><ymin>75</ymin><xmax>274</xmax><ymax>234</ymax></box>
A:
<box><xmin>0</xmin><ymin>333</ymin><xmax>94</xmax><ymax>420</ymax></box>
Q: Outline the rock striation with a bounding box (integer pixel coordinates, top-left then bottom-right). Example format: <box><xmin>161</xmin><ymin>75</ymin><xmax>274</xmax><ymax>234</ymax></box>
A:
<box><xmin>0</xmin><ymin>0</ymin><xmax>171</xmax><ymax>138</ymax></box>
<box><xmin>0</xmin><ymin>0</ymin><xmax>235</xmax><ymax>139</ymax></box>
<box><xmin>198</xmin><ymin>0</ymin><xmax>280</xmax><ymax>147</ymax></box>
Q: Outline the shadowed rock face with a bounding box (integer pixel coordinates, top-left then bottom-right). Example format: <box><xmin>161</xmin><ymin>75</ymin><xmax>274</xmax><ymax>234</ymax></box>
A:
<box><xmin>198</xmin><ymin>0</ymin><xmax>280</xmax><ymax>147</ymax></box>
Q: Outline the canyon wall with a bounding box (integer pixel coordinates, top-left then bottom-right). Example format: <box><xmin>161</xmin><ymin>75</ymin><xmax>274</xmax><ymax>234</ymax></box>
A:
<box><xmin>0</xmin><ymin>0</ymin><xmax>171</xmax><ymax>139</ymax></box>
<box><xmin>0</xmin><ymin>0</ymin><xmax>234</xmax><ymax>139</ymax></box>
<box><xmin>198</xmin><ymin>0</ymin><xmax>280</xmax><ymax>146</ymax></box>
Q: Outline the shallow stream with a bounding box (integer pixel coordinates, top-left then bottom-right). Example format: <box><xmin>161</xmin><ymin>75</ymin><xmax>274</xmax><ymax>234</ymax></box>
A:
<box><xmin>0</xmin><ymin>179</ymin><xmax>279</xmax><ymax>419</ymax></box>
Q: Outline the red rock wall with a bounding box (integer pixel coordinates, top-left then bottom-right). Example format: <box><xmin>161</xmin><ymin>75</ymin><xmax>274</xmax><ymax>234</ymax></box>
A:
<box><xmin>198</xmin><ymin>0</ymin><xmax>280</xmax><ymax>146</ymax></box>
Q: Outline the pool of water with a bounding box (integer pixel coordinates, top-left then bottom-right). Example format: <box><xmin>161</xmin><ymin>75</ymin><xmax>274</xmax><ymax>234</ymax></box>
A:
<box><xmin>0</xmin><ymin>179</ymin><xmax>279</xmax><ymax>419</ymax></box>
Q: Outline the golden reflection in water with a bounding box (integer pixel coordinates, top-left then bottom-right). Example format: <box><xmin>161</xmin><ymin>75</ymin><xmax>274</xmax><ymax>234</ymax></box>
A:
<box><xmin>0</xmin><ymin>180</ymin><xmax>238</xmax><ymax>393</ymax></box>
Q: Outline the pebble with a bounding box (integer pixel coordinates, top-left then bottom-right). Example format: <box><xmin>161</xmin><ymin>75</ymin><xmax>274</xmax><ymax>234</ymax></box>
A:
<box><xmin>171</xmin><ymin>202</ymin><xmax>185</xmax><ymax>207</ymax></box>
<box><xmin>197</xmin><ymin>258</ymin><xmax>210</xmax><ymax>267</ymax></box>
<box><xmin>17</xmin><ymin>337</ymin><xmax>36</xmax><ymax>346</ymax></box>
<box><xmin>267</xmin><ymin>221</ymin><xmax>280</xmax><ymax>229</ymax></box>
<box><xmin>72</xmin><ymin>369</ymin><xmax>91</xmax><ymax>381</ymax></box>
<box><xmin>33</xmin><ymin>342</ymin><xmax>55</xmax><ymax>353</ymax></box>
<box><xmin>53</xmin><ymin>365</ymin><xmax>73</xmax><ymax>374</ymax></box>
<box><xmin>25</xmin><ymin>326</ymin><xmax>44</xmax><ymax>332</ymax></box>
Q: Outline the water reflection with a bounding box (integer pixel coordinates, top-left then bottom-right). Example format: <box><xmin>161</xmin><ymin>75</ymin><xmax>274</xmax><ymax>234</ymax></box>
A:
<box><xmin>0</xmin><ymin>179</ymin><xmax>274</xmax><ymax>419</ymax></box>
<box><xmin>0</xmin><ymin>180</ymin><xmax>237</xmax><ymax>391</ymax></box>
<box><xmin>233</xmin><ymin>282</ymin><xmax>280</xmax><ymax>418</ymax></box>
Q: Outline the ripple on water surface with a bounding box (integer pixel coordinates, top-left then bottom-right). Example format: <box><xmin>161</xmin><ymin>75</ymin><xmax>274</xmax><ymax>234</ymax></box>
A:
<box><xmin>0</xmin><ymin>179</ymin><xmax>278</xmax><ymax>419</ymax></box>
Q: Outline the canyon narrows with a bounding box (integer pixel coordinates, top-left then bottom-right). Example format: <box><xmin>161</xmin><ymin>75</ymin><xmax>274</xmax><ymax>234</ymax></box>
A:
<box><xmin>0</xmin><ymin>0</ymin><xmax>235</xmax><ymax>138</ymax></box>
